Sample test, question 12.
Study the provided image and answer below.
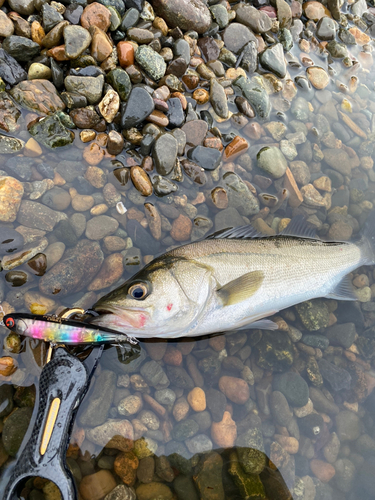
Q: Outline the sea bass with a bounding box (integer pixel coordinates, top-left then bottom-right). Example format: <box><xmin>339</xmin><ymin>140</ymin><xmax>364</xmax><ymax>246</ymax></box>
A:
<box><xmin>91</xmin><ymin>213</ymin><xmax>375</xmax><ymax>339</ymax></box>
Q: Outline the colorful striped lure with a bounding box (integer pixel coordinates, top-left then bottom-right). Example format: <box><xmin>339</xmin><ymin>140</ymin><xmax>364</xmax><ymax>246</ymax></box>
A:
<box><xmin>2</xmin><ymin>313</ymin><xmax>138</xmax><ymax>345</ymax></box>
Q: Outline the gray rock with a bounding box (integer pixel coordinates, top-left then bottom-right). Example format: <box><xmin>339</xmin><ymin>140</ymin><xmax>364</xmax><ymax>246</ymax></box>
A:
<box><xmin>233</xmin><ymin>3</ymin><xmax>272</xmax><ymax>33</ymax></box>
<box><xmin>2</xmin><ymin>35</ymin><xmax>40</xmax><ymax>62</ymax></box>
<box><xmin>334</xmin><ymin>458</ymin><xmax>355</xmax><ymax>493</ymax></box>
<box><xmin>325</xmin><ymin>323</ymin><xmax>356</xmax><ymax>349</ymax></box>
<box><xmin>79</xmin><ymin>370</ymin><xmax>116</xmax><ymax>426</ymax></box>
<box><xmin>166</xmin><ymin>366</ymin><xmax>194</xmax><ymax>389</ymax></box>
<box><xmin>2</xmin><ymin>407</ymin><xmax>33</xmax><ymax>456</ymax></box>
<box><xmin>41</xmin><ymin>3</ymin><xmax>64</xmax><ymax>32</ymax></box>
<box><xmin>309</xmin><ymin>387</ymin><xmax>339</xmax><ymax>416</ymax></box>
<box><xmin>214</xmin><ymin>207</ymin><xmax>245</xmax><ymax>231</ymax></box>
<box><xmin>85</xmin><ymin>215</ymin><xmax>119</xmax><ymax>240</ymax></box>
<box><xmin>172</xmin><ymin>419</ymin><xmax>199</xmax><ymax>441</ymax></box>
<box><xmin>318</xmin><ymin>358</ymin><xmax>351</xmax><ymax>391</ymax></box>
<box><xmin>121</xmin><ymin>87</ymin><xmax>154</xmax><ymax>129</ymax></box>
<box><xmin>153</xmin><ymin>133</ymin><xmax>178</xmax><ymax>176</ymax></box>
<box><xmin>206</xmin><ymin>388</ymin><xmax>226</xmax><ymax>422</ymax></box>
<box><xmin>140</xmin><ymin>360</ymin><xmax>169</xmax><ymax>389</ymax></box>
<box><xmin>259</xmin><ymin>43</ymin><xmax>286</xmax><ymax>79</ymax></box>
<box><xmin>154</xmin><ymin>388</ymin><xmax>176</xmax><ymax>406</ymax></box>
<box><xmin>17</xmin><ymin>200</ymin><xmax>66</xmax><ymax>231</ymax></box>
<box><xmin>0</xmin><ymin>49</ymin><xmax>27</xmax><ymax>86</ymax></box>
<box><xmin>186</xmin><ymin>434</ymin><xmax>213</xmax><ymax>454</ymax></box>
<box><xmin>152</xmin><ymin>0</ymin><xmax>211</xmax><ymax>34</ymax></box>
<box><xmin>28</xmin><ymin>114</ymin><xmax>74</xmax><ymax>149</ymax></box>
<box><xmin>273</xmin><ymin>372</ymin><xmax>309</xmax><ymax>407</ymax></box>
<box><xmin>336</xmin><ymin>410</ymin><xmax>361</xmax><ymax>441</ymax></box>
<box><xmin>210</xmin><ymin>78</ymin><xmax>228</xmax><ymax>119</ymax></box>
<box><xmin>173</xmin><ymin>476</ymin><xmax>199</xmax><ymax>500</ymax></box>
<box><xmin>64</xmin><ymin>25</ymin><xmax>92</xmax><ymax>59</ymax></box>
<box><xmin>209</xmin><ymin>4</ymin><xmax>228</xmax><ymax>29</ymax></box>
<box><xmin>64</xmin><ymin>75</ymin><xmax>104</xmax><ymax>104</ymax></box>
<box><xmin>8</xmin><ymin>0</ymin><xmax>34</xmax><ymax>15</ymax></box>
<box><xmin>270</xmin><ymin>391</ymin><xmax>293</xmax><ymax>426</ymax></box>
<box><xmin>104</xmin><ymin>485</ymin><xmax>136</xmax><ymax>500</ymax></box>
<box><xmin>223</xmin><ymin>22</ymin><xmax>257</xmax><ymax>54</ymax></box>
<box><xmin>135</xmin><ymin>45</ymin><xmax>166</xmax><ymax>81</ymax></box>
<box><xmin>257</xmin><ymin>146</ymin><xmax>287</xmax><ymax>178</ymax></box>
<box><xmin>223</xmin><ymin>171</ymin><xmax>260</xmax><ymax>216</ymax></box>
<box><xmin>234</xmin><ymin>76</ymin><xmax>270</xmax><ymax>119</ymax></box>
<box><xmin>0</xmin><ymin>134</ymin><xmax>24</xmax><ymax>154</ymax></box>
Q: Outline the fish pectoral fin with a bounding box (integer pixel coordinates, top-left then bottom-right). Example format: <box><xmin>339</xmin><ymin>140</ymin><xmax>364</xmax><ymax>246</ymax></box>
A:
<box><xmin>326</xmin><ymin>274</ymin><xmax>358</xmax><ymax>301</ymax></box>
<box><xmin>217</xmin><ymin>270</ymin><xmax>265</xmax><ymax>306</ymax></box>
<box><xmin>247</xmin><ymin>319</ymin><xmax>278</xmax><ymax>330</ymax></box>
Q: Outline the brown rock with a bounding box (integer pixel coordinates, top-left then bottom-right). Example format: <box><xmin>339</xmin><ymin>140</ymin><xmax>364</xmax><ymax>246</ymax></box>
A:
<box><xmin>349</xmin><ymin>26</ymin><xmax>370</xmax><ymax>46</ymax></box>
<box><xmin>218</xmin><ymin>376</ymin><xmax>249</xmax><ymax>404</ymax></box>
<box><xmin>10</xmin><ymin>79</ymin><xmax>65</xmax><ymax>116</ymax></box>
<box><xmin>211</xmin><ymin>411</ymin><xmax>237</xmax><ymax>447</ymax></box>
<box><xmin>107</xmin><ymin>130</ymin><xmax>124</xmax><ymax>155</ymax></box>
<box><xmin>86</xmin><ymin>419</ymin><xmax>134</xmax><ymax>451</ymax></box>
<box><xmin>170</xmin><ymin>214</ymin><xmax>192</xmax><ymax>241</ymax></box>
<box><xmin>0</xmin><ymin>356</ymin><xmax>17</xmax><ymax>376</ymax></box>
<box><xmin>146</xmin><ymin>110</ymin><xmax>169</xmax><ymax>127</ymax></box>
<box><xmin>328</xmin><ymin>221</ymin><xmax>353</xmax><ymax>241</ymax></box>
<box><xmin>173</xmin><ymin>397</ymin><xmax>189</xmax><ymax>421</ymax></box>
<box><xmin>284</xmin><ymin>167</ymin><xmax>303</xmax><ymax>208</ymax></box>
<box><xmin>193</xmin><ymin>88</ymin><xmax>209</xmax><ymax>104</ymax></box>
<box><xmin>81</xmin><ymin>2</ymin><xmax>111</xmax><ymax>31</ymax></box>
<box><xmin>88</xmin><ymin>253</ymin><xmax>123</xmax><ymax>291</ymax></box>
<box><xmin>0</xmin><ymin>91</ymin><xmax>21</xmax><ymax>133</ymax></box>
<box><xmin>90</xmin><ymin>25</ymin><xmax>112</xmax><ymax>62</ymax></box>
<box><xmin>181</xmin><ymin>160</ymin><xmax>207</xmax><ymax>185</ymax></box>
<box><xmin>117</xmin><ymin>41</ymin><xmax>134</xmax><ymax>67</ymax></box>
<box><xmin>144</xmin><ymin>203</ymin><xmax>162</xmax><ymax>240</ymax></box>
<box><xmin>79</xmin><ymin>470</ymin><xmax>117</xmax><ymax>500</ymax></box>
<box><xmin>39</xmin><ymin>239</ymin><xmax>104</xmax><ymax>296</ymax></box>
<box><xmin>181</xmin><ymin>120</ymin><xmax>208</xmax><ymax>147</ymax></box>
<box><xmin>114</xmin><ymin>451</ymin><xmax>139</xmax><ymax>485</ymax></box>
<box><xmin>211</xmin><ymin>187</ymin><xmax>228</xmax><ymax>209</ymax></box>
<box><xmin>163</xmin><ymin>346</ymin><xmax>183</xmax><ymax>366</ymax></box>
<box><xmin>310</xmin><ymin>459</ymin><xmax>336</xmax><ymax>482</ymax></box>
<box><xmin>83</xmin><ymin>142</ymin><xmax>105</xmax><ymax>165</ymax></box>
<box><xmin>0</xmin><ymin>176</ymin><xmax>24</xmax><ymax>222</ymax></box>
<box><xmin>131</xmin><ymin>166</ymin><xmax>153</xmax><ymax>197</ymax></box>
<box><xmin>85</xmin><ymin>166</ymin><xmax>107</xmax><ymax>188</ymax></box>
<box><xmin>224</xmin><ymin>136</ymin><xmax>248</xmax><ymax>161</ymax></box>
<box><xmin>47</xmin><ymin>45</ymin><xmax>70</xmax><ymax>61</ymax></box>
<box><xmin>274</xmin><ymin>434</ymin><xmax>299</xmax><ymax>454</ymax></box>
<box><xmin>152</xmin><ymin>0</ymin><xmax>211</xmax><ymax>34</ymax></box>
<box><xmin>187</xmin><ymin>387</ymin><xmax>206</xmax><ymax>412</ymax></box>
<box><xmin>99</xmin><ymin>89</ymin><xmax>120</xmax><ymax>124</ymax></box>
<box><xmin>306</xmin><ymin>66</ymin><xmax>330</xmax><ymax>89</ymax></box>
<box><xmin>31</xmin><ymin>21</ymin><xmax>45</xmax><ymax>45</ymax></box>
<box><xmin>303</xmin><ymin>1</ymin><xmax>332</xmax><ymax>20</ymax></box>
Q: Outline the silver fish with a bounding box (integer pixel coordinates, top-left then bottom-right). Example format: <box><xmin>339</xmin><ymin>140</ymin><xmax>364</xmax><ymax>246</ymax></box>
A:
<box><xmin>91</xmin><ymin>213</ymin><xmax>375</xmax><ymax>339</ymax></box>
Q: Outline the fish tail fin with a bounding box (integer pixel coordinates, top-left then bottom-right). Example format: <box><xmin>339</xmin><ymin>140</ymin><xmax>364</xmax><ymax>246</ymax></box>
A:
<box><xmin>360</xmin><ymin>209</ymin><xmax>375</xmax><ymax>265</ymax></box>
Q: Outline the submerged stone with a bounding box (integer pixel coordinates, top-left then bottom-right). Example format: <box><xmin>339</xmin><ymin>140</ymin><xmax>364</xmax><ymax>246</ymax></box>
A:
<box><xmin>28</xmin><ymin>114</ymin><xmax>74</xmax><ymax>149</ymax></box>
<box><xmin>234</xmin><ymin>76</ymin><xmax>271</xmax><ymax>119</ymax></box>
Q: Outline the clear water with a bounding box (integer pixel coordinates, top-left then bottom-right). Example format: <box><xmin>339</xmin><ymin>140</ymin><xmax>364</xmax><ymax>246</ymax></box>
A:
<box><xmin>1</xmin><ymin>14</ymin><xmax>375</xmax><ymax>500</ymax></box>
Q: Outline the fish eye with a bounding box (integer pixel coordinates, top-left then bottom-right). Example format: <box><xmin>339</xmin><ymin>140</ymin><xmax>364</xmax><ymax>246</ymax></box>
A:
<box><xmin>5</xmin><ymin>317</ymin><xmax>15</xmax><ymax>329</ymax></box>
<box><xmin>128</xmin><ymin>283</ymin><xmax>149</xmax><ymax>300</ymax></box>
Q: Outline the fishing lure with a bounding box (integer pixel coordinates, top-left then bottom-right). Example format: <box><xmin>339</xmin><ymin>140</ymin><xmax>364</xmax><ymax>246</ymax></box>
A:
<box><xmin>2</xmin><ymin>313</ymin><xmax>138</xmax><ymax>345</ymax></box>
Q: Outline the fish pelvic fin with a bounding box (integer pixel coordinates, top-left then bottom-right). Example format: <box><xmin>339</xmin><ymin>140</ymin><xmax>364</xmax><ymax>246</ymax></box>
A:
<box><xmin>326</xmin><ymin>274</ymin><xmax>358</xmax><ymax>301</ymax></box>
<box><xmin>217</xmin><ymin>270</ymin><xmax>264</xmax><ymax>306</ymax></box>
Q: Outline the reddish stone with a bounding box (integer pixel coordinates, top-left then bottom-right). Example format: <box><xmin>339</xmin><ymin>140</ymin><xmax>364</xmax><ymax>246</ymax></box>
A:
<box><xmin>47</xmin><ymin>45</ymin><xmax>69</xmax><ymax>61</ymax></box>
<box><xmin>117</xmin><ymin>41</ymin><xmax>134</xmax><ymax>68</ymax></box>
<box><xmin>224</xmin><ymin>136</ymin><xmax>248</xmax><ymax>161</ymax></box>
<box><xmin>163</xmin><ymin>346</ymin><xmax>183</xmax><ymax>366</ymax></box>
<box><xmin>81</xmin><ymin>2</ymin><xmax>111</xmax><ymax>31</ymax></box>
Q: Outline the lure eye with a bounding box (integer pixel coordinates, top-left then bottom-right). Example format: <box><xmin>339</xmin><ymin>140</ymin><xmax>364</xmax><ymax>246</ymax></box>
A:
<box><xmin>129</xmin><ymin>283</ymin><xmax>149</xmax><ymax>300</ymax></box>
<box><xmin>5</xmin><ymin>317</ymin><xmax>15</xmax><ymax>329</ymax></box>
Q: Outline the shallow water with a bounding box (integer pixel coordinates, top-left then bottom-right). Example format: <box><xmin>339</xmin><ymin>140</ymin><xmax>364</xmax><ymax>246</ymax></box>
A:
<box><xmin>1</xmin><ymin>1</ymin><xmax>375</xmax><ymax>500</ymax></box>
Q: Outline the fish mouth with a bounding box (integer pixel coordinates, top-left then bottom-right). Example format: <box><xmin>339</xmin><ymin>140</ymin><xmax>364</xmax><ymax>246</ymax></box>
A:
<box><xmin>91</xmin><ymin>305</ymin><xmax>150</xmax><ymax>331</ymax></box>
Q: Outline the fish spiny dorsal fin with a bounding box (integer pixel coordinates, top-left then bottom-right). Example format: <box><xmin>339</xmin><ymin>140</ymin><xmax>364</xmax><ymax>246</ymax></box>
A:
<box><xmin>206</xmin><ymin>224</ymin><xmax>265</xmax><ymax>240</ymax></box>
<box><xmin>280</xmin><ymin>215</ymin><xmax>318</xmax><ymax>239</ymax></box>
<box><xmin>217</xmin><ymin>270</ymin><xmax>265</xmax><ymax>306</ymax></box>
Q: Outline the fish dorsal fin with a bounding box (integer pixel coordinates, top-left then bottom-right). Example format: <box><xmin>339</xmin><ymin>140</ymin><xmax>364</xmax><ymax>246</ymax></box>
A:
<box><xmin>217</xmin><ymin>270</ymin><xmax>264</xmax><ymax>306</ymax></box>
<box><xmin>280</xmin><ymin>215</ymin><xmax>317</xmax><ymax>239</ymax></box>
<box><xmin>207</xmin><ymin>224</ymin><xmax>265</xmax><ymax>240</ymax></box>
<box><xmin>326</xmin><ymin>274</ymin><xmax>358</xmax><ymax>301</ymax></box>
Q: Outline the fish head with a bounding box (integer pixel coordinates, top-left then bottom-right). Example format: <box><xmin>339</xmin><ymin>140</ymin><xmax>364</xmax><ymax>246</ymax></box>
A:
<box><xmin>91</xmin><ymin>255</ymin><xmax>214</xmax><ymax>338</ymax></box>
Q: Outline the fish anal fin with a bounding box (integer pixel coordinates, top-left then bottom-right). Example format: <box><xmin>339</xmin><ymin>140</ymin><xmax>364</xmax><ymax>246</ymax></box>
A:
<box><xmin>280</xmin><ymin>215</ymin><xmax>317</xmax><ymax>239</ymax></box>
<box><xmin>217</xmin><ymin>270</ymin><xmax>264</xmax><ymax>306</ymax></box>
<box><xmin>326</xmin><ymin>275</ymin><xmax>357</xmax><ymax>301</ymax></box>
